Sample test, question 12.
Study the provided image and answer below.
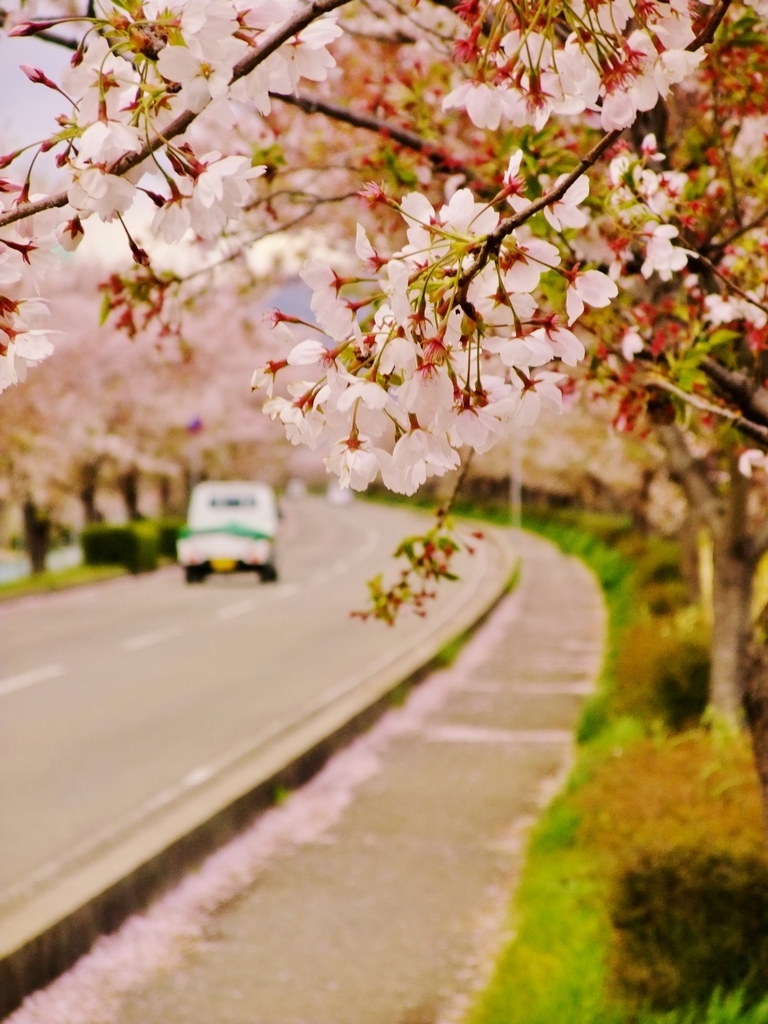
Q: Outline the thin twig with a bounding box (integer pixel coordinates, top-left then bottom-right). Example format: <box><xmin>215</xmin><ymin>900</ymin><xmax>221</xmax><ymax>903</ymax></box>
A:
<box><xmin>179</xmin><ymin>191</ymin><xmax>360</xmax><ymax>283</ymax></box>
<box><xmin>271</xmin><ymin>92</ymin><xmax>475</xmax><ymax>177</ymax></box>
<box><xmin>0</xmin><ymin>0</ymin><xmax>353</xmax><ymax>230</ymax></box>
<box><xmin>452</xmin><ymin>0</ymin><xmax>733</xmax><ymax>294</ymax></box>
<box><xmin>708</xmin><ymin>205</ymin><xmax>768</xmax><ymax>255</ymax></box>
<box><xmin>435</xmin><ymin>449</ymin><xmax>474</xmax><ymax>525</ymax></box>
<box><xmin>682</xmin><ymin>236</ymin><xmax>768</xmax><ymax>319</ymax></box>
<box><xmin>641</xmin><ymin>374</ymin><xmax>768</xmax><ymax>445</ymax></box>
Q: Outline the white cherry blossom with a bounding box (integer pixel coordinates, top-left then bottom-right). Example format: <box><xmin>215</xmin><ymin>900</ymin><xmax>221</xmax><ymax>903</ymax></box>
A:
<box><xmin>566</xmin><ymin>270</ymin><xmax>618</xmax><ymax>323</ymax></box>
<box><xmin>640</xmin><ymin>223</ymin><xmax>689</xmax><ymax>281</ymax></box>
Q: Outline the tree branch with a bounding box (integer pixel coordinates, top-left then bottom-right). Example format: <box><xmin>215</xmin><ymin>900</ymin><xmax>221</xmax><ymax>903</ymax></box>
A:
<box><xmin>683</xmin><ymin>237</ymin><xmax>768</xmax><ymax>319</ymax></box>
<box><xmin>180</xmin><ymin>189</ymin><xmax>361</xmax><ymax>282</ymax></box>
<box><xmin>689</xmin><ymin>0</ymin><xmax>732</xmax><ymax>50</ymax></box>
<box><xmin>701</xmin><ymin>358</ymin><xmax>768</xmax><ymax>430</ymax></box>
<box><xmin>655</xmin><ymin>423</ymin><xmax>721</xmax><ymax>528</ymax></box>
<box><xmin>0</xmin><ymin>0</ymin><xmax>353</xmax><ymax>231</ymax></box>
<box><xmin>270</xmin><ymin>91</ymin><xmax>475</xmax><ymax>176</ymax></box>
<box><xmin>36</xmin><ymin>30</ymin><xmax>79</xmax><ymax>49</ymax></box>
<box><xmin>454</xmin><ymin>0</ymin><xmax>733</xmax><ymax>294</ymax></box>
<box><xmin>457</xmin><ymin>127</ymin><xmax>623</xmax><ymax>297</ymax></box>
<box><xmin>642</xmin><ymin>373</ymin><xmax>768</xmax><ymax>446</ymax></box>
<box><xmin>708</xmin><ymin>205</ymin><xmax>768</xmax><ymax>256</ymax></box>
<box><xmin>0</xmin><ymin>0</ymin><xmax>732</xmax><ymax>240</ymax></box>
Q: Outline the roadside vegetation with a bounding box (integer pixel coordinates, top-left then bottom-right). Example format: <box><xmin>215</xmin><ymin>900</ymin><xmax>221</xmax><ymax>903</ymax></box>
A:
<box><xmin>0</xmin><ymin>563</ymin><xmax>128</xmax><ymax>602</ymax></box>
<box><xmin>0</xmin><ymin>517</ymin><xmax>185</xmax><ymax>600</ymax></box>
<box><xmin>462</xmin><ymin>509</ymin><xmax>768</xmax><ymax>1024</ymax></box>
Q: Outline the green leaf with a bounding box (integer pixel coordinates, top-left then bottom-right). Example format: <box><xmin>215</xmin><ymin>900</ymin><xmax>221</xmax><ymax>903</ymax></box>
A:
<box><xmin>707</xmin><ymin>328</ymin><xmax>742</xmax><ymax>350</ymax></box>
<box><xmin>99</xmin><ymin>292</ymin><xmax>112</xmax><ymax>326</ymax></box>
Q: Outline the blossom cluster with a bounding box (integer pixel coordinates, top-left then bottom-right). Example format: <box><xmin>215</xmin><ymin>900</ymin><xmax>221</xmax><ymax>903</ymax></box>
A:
<box><xmin>0</xmin><ymin>0</ymin><xmax>343</xmax><ymax>390</ymax></box>
<box><xmin>0</xmin><ymin>192</ymin><xmax>61</xmax><ymax>390</ymax></box>
<box><xmin>441</xmin><ymin>0</ymin><xmax>708</xmax><ymax>134</ymax></box>
<box><xmin>604</xmin><ymin>137</ymin><xmax>768</xmax><ymax>367</ymax></box>
<box><xmin>253</xmin><ymin>155</ymin><xmax>617</xmax><ymax>493</ymax></box>
<box><xmin>0</xmin><ymin>0</ymin><xmax>754</xmax><ymax>452</ymax></box>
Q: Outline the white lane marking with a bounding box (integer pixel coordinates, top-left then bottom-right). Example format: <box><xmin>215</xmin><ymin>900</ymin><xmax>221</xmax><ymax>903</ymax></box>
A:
<box><xmin>182</xmin><ymin>765</ymin><xmax>215</xmax><ymax>788</ymax></box>
<box><xmin>0</xmin><ymin>663</ymin><xmax>65</xmax><ymax>697</ymax></box>
<box><xmin>424</xmin><ymin>724</ymin><xmax>572</xmax><ymax>745</ymax></box>
<box><xmin>216</xmin><ymin>598</ymin><xmax>257</xmax><ymax>621</ymax></box>
<box><xmin>216</xmin><ymin>583</ymin><xmax>300</xmax><ymax>621</ymax></box>
<box><xmin>0</xmin><ymin>516</ymin><xmax>487</xmax><ymax>907</ymax></box>
<box><xmin>0</xmin><ymin>526</ymin><xmax>492</xmax><ymax>908</ymax></box>
<box><xmin>0</xmin><ymin>719</ymin><xmax>293</xmax><ymax>910</ymax></box>
<box><xmin>121</xmin><ymin>626</ymin><xmax>185</xmax><ymax>651</ymax></box>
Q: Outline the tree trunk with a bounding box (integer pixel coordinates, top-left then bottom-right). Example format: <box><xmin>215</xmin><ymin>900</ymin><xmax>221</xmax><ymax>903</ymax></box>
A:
<box><xmin>744</xmin><ymin>641</ymin><xmax>768</xmax><ymax>837</ymax></box>
<box><xmin>22</xmin><ymin>499</ymin><xmax>51</xmax><ymax>575</ymax></box>
<box><xmin>159</xmin><ymin>475</ymin><xmax>173</xmax><ymax>517</ymax></box>
<box><xmin>708</xmin><ymin>457</ymin><xmax>755</xmax><ymax>719</ymax></box>
<box><xmin>117</xmin><ymin>466</ymin><xmax>142</xmax><ymax>521</ymax></box>
<box><xmin>79</xmin><ymin>462</ymin><xmax>103</xmax><ymax>524</ymax></box>
<box><xmin>711</xmin><ymin>529</ymin><xmax>754</xmax><ymax>718</ymax></box>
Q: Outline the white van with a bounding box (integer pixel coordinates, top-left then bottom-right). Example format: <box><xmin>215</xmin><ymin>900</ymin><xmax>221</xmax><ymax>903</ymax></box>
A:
<box><xmin>177</xmin><ymin>481</ymin><xmax>279</xmax><ymax>584</ymax></box>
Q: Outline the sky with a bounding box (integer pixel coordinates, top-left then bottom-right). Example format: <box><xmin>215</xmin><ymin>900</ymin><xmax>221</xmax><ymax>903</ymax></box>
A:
<box><xmin>0</xmin><ymin>34</ymin><xmax>71</xmax><ymax>160</ymax></box>
<box><xmin>0</xmin><ymin>29</ymin><xmax>335</xmax><ymax>284</ymax></box>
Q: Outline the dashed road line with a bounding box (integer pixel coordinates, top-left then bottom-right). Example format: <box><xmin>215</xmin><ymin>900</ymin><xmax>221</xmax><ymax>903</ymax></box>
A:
<box><xmin>121</xmin><ymin>626</ymin><xmax>185</xmax><ymax>651</ymax></box>
<box><xmin>0</xmin><ymin>664</ymin><xmax>65</xmax><ymax>697</ymax></box>
<box><xmin>216</xmin><ymin>598</ymin><xmax>258</xmax><ymax>621</ymax></box>
<box><xmin>216</xmin><ymin>583</ymin><xmax>300</xmax><ymax>621</ymax></box>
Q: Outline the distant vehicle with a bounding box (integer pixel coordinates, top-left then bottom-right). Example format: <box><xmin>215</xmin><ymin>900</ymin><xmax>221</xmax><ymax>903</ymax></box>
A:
<box><xmin>177</xmin><ymin>481</ymin><xmax>279</xmax><ymax>584</ymax></box>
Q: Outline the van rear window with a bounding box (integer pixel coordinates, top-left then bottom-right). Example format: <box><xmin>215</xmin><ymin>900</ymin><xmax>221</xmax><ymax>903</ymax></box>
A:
<box><xmin>209</xmin><ymin>496</ymin><xmax>257</xmax><ymax>508</ymax></box>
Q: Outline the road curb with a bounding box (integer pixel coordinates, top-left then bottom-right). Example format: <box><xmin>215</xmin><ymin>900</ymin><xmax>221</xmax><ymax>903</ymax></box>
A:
<box><xmin>0</xmin><ymin>527</ymin><xmax>518</xmax><ymax>1020</ymax></box>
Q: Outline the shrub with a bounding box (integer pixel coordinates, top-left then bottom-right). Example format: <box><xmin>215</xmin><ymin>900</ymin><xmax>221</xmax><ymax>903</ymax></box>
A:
<box><xmin>619</xmin><ymin>536</ymin><xmax>682</xmax><ymax>581</ymax></box>
<box><xmin>612</xmin><ymin>621</ymin><xmax>709</xmax><ymax>730</ymax></box>
<box><xmin>610</xmin><ymin>848</ymin><xmax>768</xmax><ymax>1012</ymax></box>
<box><xmin>80</xmin><ymin>523</ymin><xmax>158</xmax><ymax>574</ymax></box>
<box><xmin>529</xmin><ymin>508</ymin><xmax>635</xmax><ymax>547</ymax></box>
<box><xmin>155</xmin><ymin>517</ymin><xmax>184</xmax><ymax>560</ymax></box>
<box><xmin>640</xmin><ymin>581</ymin><xmax>691</xmax><ymax>616</ymax></box>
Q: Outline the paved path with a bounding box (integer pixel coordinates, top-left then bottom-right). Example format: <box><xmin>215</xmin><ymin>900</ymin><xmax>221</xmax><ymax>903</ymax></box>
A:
<box><xmin>5</xmin><ymin>530</ymin><xmax>604</xmax><ymax>1024</ymax></box>
<box><xmin>0</xmin><ymin>499</ymin><xmax>491</xmax><ymax>917</ymax></box>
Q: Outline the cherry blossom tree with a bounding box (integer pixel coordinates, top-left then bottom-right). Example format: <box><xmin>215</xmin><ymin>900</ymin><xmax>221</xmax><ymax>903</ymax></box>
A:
<box><xmin>0</xmin><ymin>261</ymin><xmax>283</xmax><ymax>564</ymax></box>
<box><xmin>4</xmin><ymin>0</ymin><xmax>768</xmax><ymax>807</ymax></box>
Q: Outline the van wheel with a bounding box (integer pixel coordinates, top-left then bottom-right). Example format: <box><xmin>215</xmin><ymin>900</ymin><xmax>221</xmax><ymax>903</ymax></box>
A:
<box><xmin>185</xmin><ymin>566</ymin><xmax>205</xmax><ymax>584</ymax></box>
<box><xmin>259</xmin><ymin>564</ymin><xmax>278</xmax><ymax>583</ymax></box>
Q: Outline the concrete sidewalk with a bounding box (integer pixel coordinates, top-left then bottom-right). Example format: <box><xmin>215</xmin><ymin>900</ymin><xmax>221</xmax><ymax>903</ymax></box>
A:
<box><xmin>8</xmin><ymin>531</ymin><xmax>604</xmax><ymax>1024</ymax></box>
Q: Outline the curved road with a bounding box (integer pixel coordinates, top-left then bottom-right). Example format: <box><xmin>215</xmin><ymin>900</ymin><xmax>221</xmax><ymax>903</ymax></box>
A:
<box><xmin>0</xmin><ymin>498</ymin><xmax>492</xmax><ymax>917</ymax></box>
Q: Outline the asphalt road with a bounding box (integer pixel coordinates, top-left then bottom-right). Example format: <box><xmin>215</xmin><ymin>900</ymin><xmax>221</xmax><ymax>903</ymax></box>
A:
<box><xmin>0</xmin><ymin>498</ymin><xmax>490</xmax><ymax>917</ymax></box>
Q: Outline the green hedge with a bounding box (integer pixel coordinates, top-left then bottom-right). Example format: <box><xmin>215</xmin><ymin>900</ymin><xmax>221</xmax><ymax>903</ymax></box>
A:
<box><xmin>155</xmin><ymin>517</ymin><xmax>184</xmax><ymax>560</ymax></box>
<box><xmin>611</xmin><ymin>848</ymin><xmax>768</xmax><ymax>1011</ymax></box>
<box><xmin>80</xmin><ymin>523</ymin><xmax>159</xmax><ymax>574</ymax></box>
<box><xmin>612</xmin><ymin>621</ymin><xmax>709</xmax><ymax>731</ymax></box>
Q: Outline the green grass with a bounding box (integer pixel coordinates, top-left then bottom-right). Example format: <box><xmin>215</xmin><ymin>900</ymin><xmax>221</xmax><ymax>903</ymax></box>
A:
<box><xmin>468</xmin><ymin>796</ymin><xmax>623</xmax><ymax>1024</ymax></box>
<box><xmin>464</xmin><ymin>507</ymin><xmax>768</xmax><ymax>1024</ymax></box>
<box><xmin>0</xmin><ymin>563</ymin><xmax>128</xmax><ymax>601</ymax></box>
<box><xmin>640</xmin><ymin>992</ymin><xmax>768</xmax><ymax>1024</ymax></box>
